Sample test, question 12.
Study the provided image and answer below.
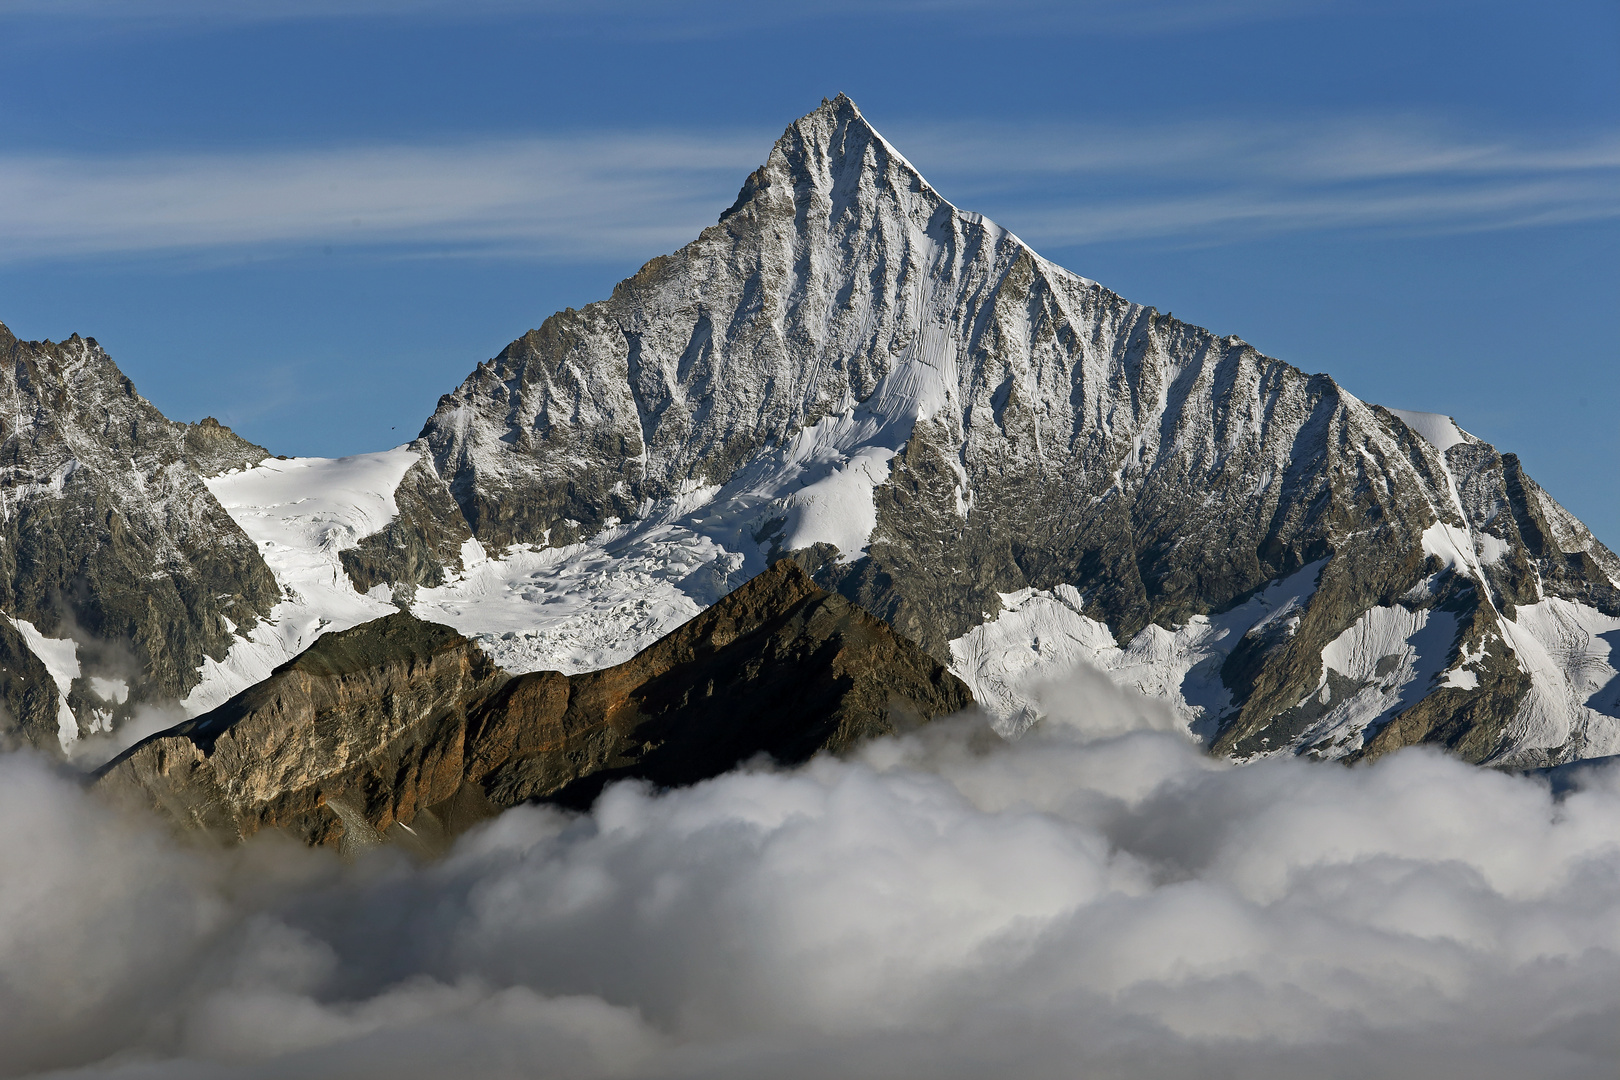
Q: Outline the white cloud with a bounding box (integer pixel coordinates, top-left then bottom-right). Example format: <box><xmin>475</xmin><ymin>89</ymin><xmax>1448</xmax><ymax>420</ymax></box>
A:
<box><xmin>4</xmin><ymin>674</ymin><xmax>1620</xmax><ymax>1079</ymax></box>
<box><xmin>0</xmin><ymin>134</ymin><xmax>764</xmax><ymax>264</ymax></box>
<box><xmin>897</xmin><ymin>118</ymin><xmax>1620</xmax><ymax>244</ymax></box>
<box><xmin>3</xmin><ymin>117</ymin><xmax>1612</xmax><ymax>268</ymax></box>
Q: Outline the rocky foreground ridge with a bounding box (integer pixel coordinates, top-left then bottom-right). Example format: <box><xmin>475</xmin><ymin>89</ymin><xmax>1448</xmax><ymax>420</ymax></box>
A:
<box><xmin>97</xmin><ymin>562</ymin><xmax>970</xmax><ymax>847</ymax></box>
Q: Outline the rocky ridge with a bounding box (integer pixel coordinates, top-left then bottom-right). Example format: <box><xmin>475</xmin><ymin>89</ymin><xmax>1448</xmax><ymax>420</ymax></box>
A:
<box><xmin>408</xmin><ymin>95</ymin><xmax>1620</xmax><ymax>767</ymax></box>
<box><xmin>0</xmin><ymin>323</ymin><xmax>281</xmax><ymax>752</ymax></box>
<box><xmin>97</xmin><ymin>561</ymin><xmax>970</xmax><ymax>846</ymax></box>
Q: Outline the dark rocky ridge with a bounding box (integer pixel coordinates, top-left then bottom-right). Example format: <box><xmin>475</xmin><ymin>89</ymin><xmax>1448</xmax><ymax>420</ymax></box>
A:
<box><xmin>0</xmin><ymin>322</ymin><xmax>282</xmax><ymax>751</ymax></box>
<box><xmin>414</xmin><ymin>95</ymin><xmax>1620</xmax><ymax>766</ymax></box>
<box><xmin>96</xmin><ymin>612</ymin><xmax>504</xmax><ymax>846</ymax></box>
<box><xmin>96</xmin><ymin>562</ymin><xmax>971</xmax><ymax>847</ymax></box>
<box><xmin>180</xmin><ymin>415</ymin><xmax>270</xmax><ymax>478</ymax></box>
<box><xmin>466</xmin><ymin>558</ymin><xmax>972</xmax><ymax>810</ymax></box>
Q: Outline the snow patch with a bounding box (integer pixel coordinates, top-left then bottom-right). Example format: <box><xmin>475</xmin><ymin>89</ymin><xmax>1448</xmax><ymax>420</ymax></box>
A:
<box><xmin>1388</xmin><ymin>408</ymin><xmax>1466</xmax><ymax>453</ymax></box>
<box><xmin>184</xmin><ymin>448</ymin><xmax>420</xmax><ymax>715</ymax></box>
<box><xmin>1475</xmin><ymin>532</ymin><xmax>1511</xmax><ymax>566</ymax></box>
<box><xmin>1296</xmin><ymin>605</ymin><xmax>1459</xmax><ymax>758</ymax></box>
<box><xmin>949</xmin><ymin>561</ymin><xmax>1325</xmax><ymax>739</ymax></box>
<box><xmin>88</xmin><ymin>676</ymin><xmax>129</xmax><ymax>704</ymax></box>
<box><xmin>1423</xmin><ymin>521</ymin><xmax>1490</xmax><ymax>583</ymax></box>
<box><xmin>11</xmin><ymin>617</ymin><xmax>80</xmax><ymax>750</ymax></box>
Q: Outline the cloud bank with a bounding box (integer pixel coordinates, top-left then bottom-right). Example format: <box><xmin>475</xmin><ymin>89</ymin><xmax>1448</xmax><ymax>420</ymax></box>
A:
<box><xmin>4</xmin><ymin>671</ymin><xmax>1620</xmax><ymax>1079</ymax></box>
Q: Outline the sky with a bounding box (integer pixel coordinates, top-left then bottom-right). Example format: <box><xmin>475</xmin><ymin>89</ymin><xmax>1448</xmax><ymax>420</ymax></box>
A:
<box><xmin>0</xmin><ymin>0</ymin><xmax>1616</xmax><ymax>541</ymax></box>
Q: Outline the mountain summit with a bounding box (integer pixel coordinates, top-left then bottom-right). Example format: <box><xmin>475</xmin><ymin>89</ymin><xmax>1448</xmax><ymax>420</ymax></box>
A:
<box><xmin>406</xmin><ymin>95</ymin><xmax>1620</xmax><ymax>766</ymax></box>
<box><xmin>17</xmin><ymin>97</ymin><xmax>1612</xmax><ymax>770</ymax></box>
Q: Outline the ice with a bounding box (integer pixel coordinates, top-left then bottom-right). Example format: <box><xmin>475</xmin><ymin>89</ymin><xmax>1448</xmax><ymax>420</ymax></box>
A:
<box><xmin>10</xmin><ymin>617</ymin><xmax>80</xmax><ymax>750</ymax></box>
<box><xmin>1496</xmin><ymin>597</ymin><xmax>1620</xmax><ymax>759</ymax></box>
<box><xmin>1387</xmin><ymin>408</ymin><xmax>1466</xmax><ymax>453</ymax></box>
<box><xmin>411</xmin><ymin>535</ymin><xmax>723</xmax><ymax>676</ymax></box>
<box><xmin>183</xmin><ymin>449</ymin><xmax>419</xmax><ymax>714</ymax></box>
<box><xmin>949</xmin><ymin>561</ymin><xmax>1326</xmax><ymax>740</ymax></box>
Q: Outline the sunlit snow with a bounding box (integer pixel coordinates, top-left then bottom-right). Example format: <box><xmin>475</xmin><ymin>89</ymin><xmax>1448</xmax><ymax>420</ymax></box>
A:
<box><xmin>10</xmin><ymin>617</ymin><xmax>80</xmax><ymax>750</ymax></box>
<box><xmin>949</xmin><ymin>562</ymin><xmax>1325</xmax><ymax>740</ymax></box>
<box><xmin>183</xmin><ymin>449</ymin><xmax>419</xmax><ymax>714</ymax></box>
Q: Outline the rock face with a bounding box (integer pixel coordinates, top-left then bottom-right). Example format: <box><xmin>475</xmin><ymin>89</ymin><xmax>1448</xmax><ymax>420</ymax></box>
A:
<box><xmin>0</xmin><ymin>617</ymin><xmax>64</xmax><ymax>751</ymax></box>
<box><xmin>0</xmin><ymin>323</ymin><xmax>281</xmax><ymax>751</ymax></box>
<box><xmin>96</xmin><ymin>612</ymin><xmax>505</xmax><ymax>846</ymax></box>
<box><xmin>413</xmin><ymin>95</ymin><xmax>1620</xmax><ymax>767</ymax></box>
<box><xmin>180</xmin><ymin>415</ymin><xmax>271</xmax><ymax>478</ymax></box>
<box><xmin>97</xmin><ymin>562</ymin><xmax>971</xmax><ymax>846</ymax></box>
<box><xmin>466</xmin><ymin>560</ymin><xmax>972</xmax><ymax>809</ymax></box>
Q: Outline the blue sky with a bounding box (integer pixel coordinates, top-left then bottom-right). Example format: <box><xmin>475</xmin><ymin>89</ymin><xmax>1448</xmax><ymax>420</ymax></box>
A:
<box><xmin>1</xmin><ymin>0</ymin><xmax>1616</xmax><ymax>542</ymax></box>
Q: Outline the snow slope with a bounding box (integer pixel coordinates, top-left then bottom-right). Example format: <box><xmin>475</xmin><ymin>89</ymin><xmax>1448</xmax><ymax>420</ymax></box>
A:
<box><xmin>1387</xmin><ymin>408</ymin><xmax>1466</xmax><ymax>453</ymax></box>
<box><xmin>949</xmin><ymin>562</ymin><xmax>1324</xmax><ymax>739</ymax></box>
<box><xmin>1498</xmin><ymin>598</ymin><xmax>1620</xmax><ymax>759</ymax></box>
<box><xmin>183</xmin><ymin>450</ymin><xmax>419</xmax><ymax>714</ymax></box>
<box><xmin>11</xmin><ymin>617</ymin><xmax>80</xmax><ymax>749</ymax></box>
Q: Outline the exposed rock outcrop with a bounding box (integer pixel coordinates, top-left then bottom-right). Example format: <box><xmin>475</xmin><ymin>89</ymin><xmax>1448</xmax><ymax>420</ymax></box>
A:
<box><xmin>0</xmin><ymin>323</ymin><xmax>282</xmax><ymax>751</ymax></box>
<box><xmin>0</xmin><ymin>616</ymin><xmax>65</xmax><ymax>750</ymax></box>
<box><xmin>465</xmin><ymin>559</ymin><xmax>972</xmax><ymax>809</ymax></box>
<box><xmin>180</xmin><ymin>415</ymin><xmax>269</xmax><ymax>478</ymax></box>
<box><xmin>96</xmin><ymin>612</ymin><xmax>506</xmax><ymax>846</ymax></box>
<box><xmin>96</xmin><ymin>562</ymin><xmax>972</xmax><ymax>847</ymax></box>
<box><xmin>339</xmin><ymin>453</ymin><xmax>475</xmax><ymax>602</ymax></box>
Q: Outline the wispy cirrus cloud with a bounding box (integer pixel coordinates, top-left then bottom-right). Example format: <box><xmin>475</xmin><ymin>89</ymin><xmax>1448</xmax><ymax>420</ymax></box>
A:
<box><xmin>0</xmin><ymin>134</ymin><xmax>766</xmax><ymax>264</ymax></box>
<box><xmin>1</xmin><ymin>117</ymin><xmax>1615</xmax><ymax>266</ymax></box>
<box><xmin>900</xmin><ymin>118</ymin><xmax>1620</xmax><ymax>246</ymax></box>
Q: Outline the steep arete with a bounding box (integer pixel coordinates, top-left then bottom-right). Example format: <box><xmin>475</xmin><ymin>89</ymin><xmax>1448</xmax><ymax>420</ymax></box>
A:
<box><xmin>0</xmin><ymin>323</ymin><xmax>281</xmax><ymax>753</ymax></box>
<box><xmin>411</xmin><ymin>94</ymin><xmax>1620</xmax><ymax>767</ymax></box>
<box><xmin>97</xmin><ymin>561</ymin><xmax>971</xmax><ymax>847</ymax></box>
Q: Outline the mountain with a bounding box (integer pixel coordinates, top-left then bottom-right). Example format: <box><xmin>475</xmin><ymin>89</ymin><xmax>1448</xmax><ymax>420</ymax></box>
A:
<box><xmin>0</xmin><ymin>324</ymin><xmax>282</xmax><ymax>753</ymax></box>
<box><xmin>394</xmin><ymin>94</ymin><xmax>1620</xmax><ymax>767</ymax></box>
<box><xmin>97</xmin><ymin>561</ymin><xmax>970</xmax><ymax>847</ymax></box>
<box><xmin>20</xmin><ymin>95</ymin><xmax>1615</xmax><ymax>772</ymax></box>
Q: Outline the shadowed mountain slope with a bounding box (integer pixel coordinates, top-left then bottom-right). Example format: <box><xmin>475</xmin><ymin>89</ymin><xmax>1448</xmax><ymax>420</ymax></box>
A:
<box><xmin>96</xmin><ymin>561</ymin><xmax>971</xmax><ymax>847</ymax></box>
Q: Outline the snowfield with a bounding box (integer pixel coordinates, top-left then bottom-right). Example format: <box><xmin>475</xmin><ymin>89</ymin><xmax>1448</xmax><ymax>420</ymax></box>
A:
<box><xmin>183</xmin><ymin>420</ymin><xmax>1620</xmax><ymax>768</ymax></box>
<box><xmin>183</xmin><ymin>449</ymin><xmax>419</xmax><ymax>714</ymax></box>
<box><xmin>949</xmin><ymin>561</ymin><xmax>1324</xmax><ymax>740</ymax></box>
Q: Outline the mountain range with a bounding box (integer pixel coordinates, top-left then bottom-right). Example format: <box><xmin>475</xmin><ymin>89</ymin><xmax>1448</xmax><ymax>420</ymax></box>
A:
<box><xmin>5</xmin><ymin>94</ymin><xmax>1618</xmax><ymax>844</ymax></box>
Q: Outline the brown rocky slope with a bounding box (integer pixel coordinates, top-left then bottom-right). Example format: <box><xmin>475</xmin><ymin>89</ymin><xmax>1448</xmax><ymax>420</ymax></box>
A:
<box><xmin>96</xmin><ymin>562</ymin><xmax>971</xmax><ymax>848</ymax></box>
